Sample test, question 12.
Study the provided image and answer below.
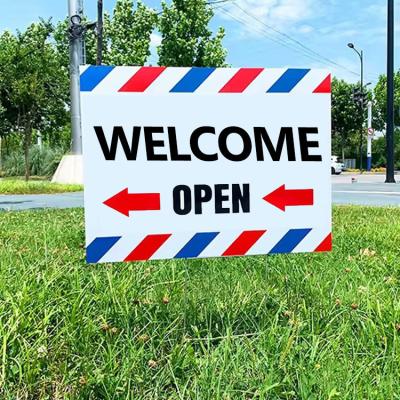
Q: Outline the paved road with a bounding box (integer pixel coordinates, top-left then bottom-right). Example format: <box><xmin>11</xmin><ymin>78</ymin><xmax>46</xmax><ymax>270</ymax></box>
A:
<box><xmin>1</xmin><ymin>174</ymin><xmax>399</xmax><ymax>211</ymax></box>
<box><xmin>0</xmin><ymin>192</ymin><xmax>83</xmax><ymax>211</ymax></box>
<box><xmin>332</xmin><ymin>174</ymin><xmax>400</xmax><ymax>207</ymax></box>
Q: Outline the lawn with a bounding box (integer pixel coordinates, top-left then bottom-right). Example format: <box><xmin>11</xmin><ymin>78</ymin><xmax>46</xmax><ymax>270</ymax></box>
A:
<box><xmin>0</xmin><ymin>180</ymin><xmax>83</xmax><ymax>195</ymax></box>
<box><xmin>0</xmin><ymin>207</ymin><xmax>399</xmax><ymax>399</ymax></box>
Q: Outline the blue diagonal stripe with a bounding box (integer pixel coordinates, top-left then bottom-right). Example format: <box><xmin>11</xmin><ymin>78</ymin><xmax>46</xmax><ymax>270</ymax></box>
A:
<box><xmin>267</xmin><ymin>69</ymin><xmax>310</xmax><ymax>93</ymax></box>
<box><xmin>170</xmin><ymin>67</ymin><xmax>216</xmax><ymax>93</ymax></box>
<box><xmin>86</xmin><ymin>236</ymin><xmax>121</xmax><ymax>263</ymax></box>
<box><xmin>80</xmin><ymin>66</ymin><xmax>115</xmax><ymax>92</ymax></box>
<box><xmin>269</xmin><ymin>229</ymin><xmax>312</xmax><ymax>254</ymax></box>
<box><xmin>175</xmin><ymin>232</ymin><xmax>219</xmax><ymax>259</ymax></box>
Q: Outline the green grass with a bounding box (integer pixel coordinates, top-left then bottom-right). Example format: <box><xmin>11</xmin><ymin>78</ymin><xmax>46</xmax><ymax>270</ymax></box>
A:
<box><xmin>0</xmin><ymin>207</ymin><xmax>400</xmax><ymax>399</ymax></box>
<box><xmin>0</xmin><ymin>180</ymin><xmax>83</xmax><ymax>195</ymax></box>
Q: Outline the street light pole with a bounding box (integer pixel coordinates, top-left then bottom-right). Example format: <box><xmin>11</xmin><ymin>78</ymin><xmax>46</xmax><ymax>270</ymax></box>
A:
<box><xmin>386</xmin><ymin>0</ymin><xmax>396</xmax><ymax>183</ymax></box>
<box><xmin>68</xmin><ymin>0</ymin><xmax>83</xmax><ymax>155</ymax></box>
<box><xmin>348</xmin><ymin>43</ymin><xmax>364</xmax><ymax>172</ymax></box>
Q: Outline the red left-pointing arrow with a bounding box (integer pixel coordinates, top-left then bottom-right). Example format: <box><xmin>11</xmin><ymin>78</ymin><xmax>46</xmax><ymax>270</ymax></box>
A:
<box><xmin>263</xmin><ymin>185</ymin><xmax>314</xmax><ymax>212</ymax></box>
<box><xmin>103</xmin><ymin>188</ymin><xmax>161</xmax><ymax>217</ymax></box>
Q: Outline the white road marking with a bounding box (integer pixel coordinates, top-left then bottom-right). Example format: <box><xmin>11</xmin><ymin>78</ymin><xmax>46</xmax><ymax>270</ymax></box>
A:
<box><xmin>333</xmin><ymin>191</ymin><xmax>400</xmax><ymax>196</ymax></box>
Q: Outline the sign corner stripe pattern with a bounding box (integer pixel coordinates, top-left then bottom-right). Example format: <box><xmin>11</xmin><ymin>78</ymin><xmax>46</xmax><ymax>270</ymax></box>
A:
<box><xmin>82</xmin><ymin>66</ymin><xmax>327</xmax><ymax>94</ymax></box>
<box><xmin>269</xmin><ymin>228</ymin><xmax>312</xmax><ymax>254</ymax></box>
<box><xmin>86</xmin><ymin>236</ymin><xmax>121</xmax><ymax>263</ymax></box>
<box><xmin>80</xmin><ymin>65</ymin><xmax>115</xmax><ymax>92</ymax></box>
<box><xmin>119</xmin><ymin>66</ymin><xmax>166</xmax><ymax>92</ymax></box>
<box><xmin>223</xmin><ymin>230</ymin><xmax>266</xmax><ymax>256</ymax></box>
<box><xmin>175</xmin><ymin>232</ymin><xmax>219</xmax><ymax>258</ymax></box>
<box><xmin>219</xmin><ymin>68</ymin><xmax>264</xmax><ymax>93</ymax></box>
<box><xmin>267</xmin><ymin>68</ymin><xmax>311</xmax><ymax>93</ymax></box>
<box><xmin>314</xmin><ymin>233</ymin><xmax>332</xmax><ymax>252</ymax></box>
<box><xmin>125</xmin><ymin>233</ymin><xmax>171</xmax><ymax>261</ymax></box>
<box><xmin>313</xmin><ymin>74</ymin><xmax>331</xmax><ymax>94</ymax></box>
<box><xmin>170</xmin><ymin>67</ymin><xmax>216</xmax><ymax>93</ymax></box>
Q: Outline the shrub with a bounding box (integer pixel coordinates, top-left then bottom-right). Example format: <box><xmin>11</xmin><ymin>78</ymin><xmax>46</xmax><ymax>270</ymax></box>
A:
<box><xmin>2</xmin><ymin>146</ymin><xmax>65</xmax><ymax>178</ymax></box>
<box><xmin>2</xmin><ymin>151</ymin><xmax>25</xmax><ymax>176</ymax></box>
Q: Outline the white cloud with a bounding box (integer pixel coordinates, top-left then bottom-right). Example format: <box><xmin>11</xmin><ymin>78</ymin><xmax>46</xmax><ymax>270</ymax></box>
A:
<box><xmin>297</xmin><ymin>25</ymin><xmax>314</xmax><ymax>34</ymax></box>
<box><xmin>270</xmin><ymin>0</ymin><xmax>313</xmax><ymax>23</ymax></box>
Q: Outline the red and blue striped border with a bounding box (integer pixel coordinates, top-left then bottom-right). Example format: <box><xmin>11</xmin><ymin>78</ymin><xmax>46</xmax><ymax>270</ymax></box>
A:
<box><xmin>80</xmin><ymin>66</ymin><xmax>331</xmax><ymax>94</ymax></box>
<box><xmin>86</xmin><ymin>230</ymin><xmax>332</xmax><ymax>263</ymax></box>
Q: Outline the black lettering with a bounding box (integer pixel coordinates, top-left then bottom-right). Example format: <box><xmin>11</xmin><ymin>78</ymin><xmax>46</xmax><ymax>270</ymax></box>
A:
<box><xmin>168</xmin><ymin>127</ymin><xmax>191</xmax><ymax>161</ymax></box>
<box><xmin>254</xmin><ymin>127</ymin><xmax>296</xmax><ymax>161</ymax></box>
<box><xmin>232</xmin><ymin>184</ymin><xmax>250</xmax><ymax>213</ymax></box>
<box><xmin>173</xmin><ymin>185</ymin><xmax>191</xmax><ymax>215</ymax></box>
<box><xmin>94</xmin><ymin>126</ymin><xmax>140</xmax><ymax>160</ymax></box>
<box><xmin>219</xmin><ymin>126</ymin><xmax>252</xmax><ymax>162</ymax></box>
<box><xmin>144</xmin><ymin>127</ymin><xmax>168</xmax><ymax>161</ymax></box>
<box><xmin>190</xmin><ymin>127</ymin><xmax>218</xmax><ymax>161</ymax></box>
<box><xmin>194</xmin><ymin>185</ymin><xmax>213</xmax><ymax>214</ymax></box>
<box><xmin>299</xmin><ymin>127</ymin><xmax>322</xmax><ymax>161</ymax></box>
<box><xmin>215</xmin><ymin>184</ymin><xmax>230</xmax><ymax>214</ymax></box>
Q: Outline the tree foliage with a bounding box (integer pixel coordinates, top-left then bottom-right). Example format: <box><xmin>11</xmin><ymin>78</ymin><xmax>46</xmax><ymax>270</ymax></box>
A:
<box><xmin>0</xmin><ymin>21</ymin><xmax>69</xmax><ymax>180</ymax></box>
<box><xmin>103</xmin><ymin>0</ymin><xmax>157</xmax><ymax>65</ymax></box>
<box><xmin>158</xmin><ymin>0</ymin><xmax>227</xmax><ymax>67</ymax></box>
<box><xmin>373</xmin><ymin>71</ymin><xmax>400</xmax><ymax>128</ymax></box>
<box><xmin>331</xmin><ymin>78</ymin><xmax>365</xmax><ymax>159</ymax></box>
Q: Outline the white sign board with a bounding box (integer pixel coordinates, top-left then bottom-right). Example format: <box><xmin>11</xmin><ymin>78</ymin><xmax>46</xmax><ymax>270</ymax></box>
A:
<box><xmin>81</xmin><ymin>66</ymin><xmax>332</xmax><ymax>263</ymax></box>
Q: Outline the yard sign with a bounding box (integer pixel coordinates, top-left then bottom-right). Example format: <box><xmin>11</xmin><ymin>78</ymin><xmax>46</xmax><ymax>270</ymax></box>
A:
<box><xmin>80</xmin><ymin>66</ymin><xmax>332</xmax><ymax>263</ymax></box>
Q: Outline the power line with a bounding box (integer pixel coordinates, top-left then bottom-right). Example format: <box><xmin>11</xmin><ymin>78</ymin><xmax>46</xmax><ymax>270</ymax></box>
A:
<box><xmin>229</xmin><ymin>2</ymin><xmax>359</xmax><ymax>77</ymax></box>
<box><xmin>230</xmin><ymin>3</ymin><xmax>380</xmax><ymax>82</ymax></box>
<box><xmin>218</xmin><ymin>7</ymin><xmax>345</xmax><ymax>69</ymax></box>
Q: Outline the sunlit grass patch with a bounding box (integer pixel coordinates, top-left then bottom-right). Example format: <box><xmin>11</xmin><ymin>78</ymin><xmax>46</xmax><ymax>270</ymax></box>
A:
<box><xmin>0</xmin><ymin>179</ymin><xmax>83</xmax><ymax>194</ymax></box>
<box><xmin>0</xmin><ymin>206</ymin><xmax>399</xmax><ymax>399</ymax></box>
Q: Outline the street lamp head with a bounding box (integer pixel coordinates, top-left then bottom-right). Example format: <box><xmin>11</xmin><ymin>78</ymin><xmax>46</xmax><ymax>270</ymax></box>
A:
<box><xmin>347</xmin><ymin>43</ymin><xmax>355</xmax><ymax>49</ymax></box>
<box><xmin>71</xmin><ymin>14</ymin><xmax>82</xmax><ymax>25</ymax></box>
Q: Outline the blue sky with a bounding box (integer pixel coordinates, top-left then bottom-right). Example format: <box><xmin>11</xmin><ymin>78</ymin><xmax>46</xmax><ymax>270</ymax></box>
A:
<box><xmin>0</xmin><ymin>0</ymin><xmax>399</xmax><ymax>85</ymax></box>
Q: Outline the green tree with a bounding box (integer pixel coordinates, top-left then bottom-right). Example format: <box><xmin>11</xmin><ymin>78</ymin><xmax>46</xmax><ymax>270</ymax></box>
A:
<box><xmin>332</xmin><ymin>78</ymin><xmax>363</xmax><ymax>161</ymax></box>
<box><xmin>370</xmin><ymin>130</ymin><xmax>400</xmax><ymax>169</ymax></box>
<box><xmin>158</xmin><ymin>0</ymin><xmax>227</xmax><ymax>67</ymax></box>
<box><xmin>0</xmin><ymin>21</ymin><xmax>69</xmax><ymax>180</ymax></box>
<box><xmin>0</xmin><ymin>31</ymin><xmax>16</xmax><ymax>139</ymax></box>
<box><xmin>103</xmin><ymin>0</ymin><xmax>157</xmax><ymax>65</ymax></box>
<box><xmin>373</xmin><ymin>71</ymin><xmax>400</xmax><ymax>129</ymax></box>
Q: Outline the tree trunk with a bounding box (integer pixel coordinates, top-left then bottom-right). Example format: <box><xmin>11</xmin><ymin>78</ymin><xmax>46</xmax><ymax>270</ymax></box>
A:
<box><xmin>24</xmin><ymin>123</ymin><xmax>32</xmax><ymax>181</ymax></box>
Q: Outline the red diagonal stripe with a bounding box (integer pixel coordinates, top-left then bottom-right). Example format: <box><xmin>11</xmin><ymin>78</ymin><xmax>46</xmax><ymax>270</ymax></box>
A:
<box><xmin>223</xmin><ymin>230</ymin><xmax>266</xmax><ymax>256</ymax></box>
<box><xmin>125</xmin><ymin>234</ymin><xmax>171</xmax><ymax>261</ymax></box>
<box><xmin>119</xmin><ymin>67</ymin><xmax>166</xmax><ymax>92</ymax></box>
<box><xmin>219</xmin><ymin>68</ymin><xmax>264</xmax><ymax>93</ymax></box>
<box><xmin>314</xmin><ymin>233</ymin><xmax>332</xmax><ymax>252</ymax></box>
<box><xmin>313</xmin><ymin>74</ymin><xmax>331</xmax><ymax>93</ymax></box>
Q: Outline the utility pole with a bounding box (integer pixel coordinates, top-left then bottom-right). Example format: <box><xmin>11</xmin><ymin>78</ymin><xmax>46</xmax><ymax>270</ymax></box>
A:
<box><xmin>386</xmin><ymin>0</ymin><xmax>395</xmax><ymax>183</ymax></box>
<box><xmin>68</xmin><ymin>0</ymin><xmax>84</xmax><ymax>155</ymax></box>
<box><xmin>52</xmin><ymin>0</ymin><xmax>86</xmax><ymax>183</ymax></box>
<box><xmin>97</xmin><ymin>0</ymin><xmax>104</xmax><ymax>65</ymax></box>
